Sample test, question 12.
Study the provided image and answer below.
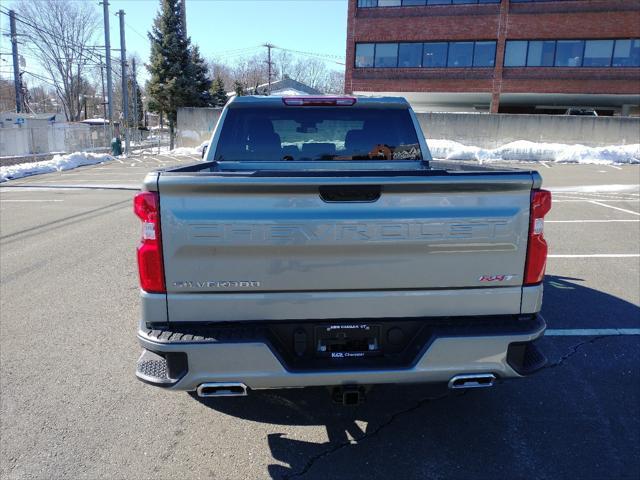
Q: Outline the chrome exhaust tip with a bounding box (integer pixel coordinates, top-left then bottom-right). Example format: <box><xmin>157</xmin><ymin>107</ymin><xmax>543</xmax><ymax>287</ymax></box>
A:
<box><xmin>448</xmin><ymin>373</ymin><xmax>496</xmax><ymax>390</ymax></box>
<box><xmin>196</xmin><ymin>382</ymin><xmax>248</xmax><ymax>398</ymax></box>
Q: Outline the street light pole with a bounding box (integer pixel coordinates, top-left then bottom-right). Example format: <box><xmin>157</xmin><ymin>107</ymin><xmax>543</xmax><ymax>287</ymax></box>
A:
<box><xmin>100</xmin><ymin>1</ymin><xmax>114</xmax><ymax>124</ymax></box>
<box><xmin>132</xmin><ymin>57</ymin><xmax>138</xmax><ymax>144</ymax></box>
<box><xmin>117</xmin><ymin>9</ymin><xmax>130</xmax><ymax>155</ymax></box>
<box><xmin>9</xmin><ymin>10</ymin><xmax>22</xmax><ymax>113</ymax></box>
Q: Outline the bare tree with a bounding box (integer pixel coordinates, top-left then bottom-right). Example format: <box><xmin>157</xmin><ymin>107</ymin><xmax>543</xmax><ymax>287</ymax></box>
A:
<box><xmin>24</xmin><ymin>83</ymin><xmax>63</xmax><ymax>114</ymax></box>
<box><xmin>0</xmin><ymin>79</ymin><xmax>16</xmax><ymax>112</ymax></box>
<box><xmin>15</xmin><ymin>0</ymin><xmax>100</xmax><ymax>121</ymax></box>
<box><xmin>231</xmin><ymin>53</ymin><xmax>272</xmax><ymax>92</ymax></box>
<box><xmin>209</xmin><ymin>50</ymin><xmax>344</xmax><ymax>96</ymax></box>
<box><xmin>208</xmin><ymin>60</ymin><xmax>234</xmax><ymax>91</ymax></box>
<box><xmin>319</xmin><ymin>69</ymin><xmax>345</xmax><ymax>94</ymax></box>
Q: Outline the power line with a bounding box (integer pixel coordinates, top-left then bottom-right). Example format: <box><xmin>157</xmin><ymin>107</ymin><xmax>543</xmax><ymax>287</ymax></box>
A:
<box><xmin>0</xmin><ymin>7</ymin><xmax>118</xmax><ymax>76</ymax></box>
<box><xmin>124</xmin><ymin>20</ymin><xmax>147</xmax><ymax>42</ymax></box>
<box><xmin>275</xmin><ymin>46</ymin><xmax>345</xmax><ymax>66</ymax></box>
<box><xmin>210</xmin><ymin>45</ymin><xmax>262</xmax><ymax>56</ymax></box>
<box><xmin>22</xmin><ymin>70</ymin><xmax>59</xmax><ymax>89</ymax></box>
<box><xmin>277</xmin><ymin>46</ymin><xmax>345</xmax><ymax>62</ymax></box>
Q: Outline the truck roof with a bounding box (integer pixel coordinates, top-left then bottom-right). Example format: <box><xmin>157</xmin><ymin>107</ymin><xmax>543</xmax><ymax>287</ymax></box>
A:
<box><xmin>228</xmin><ymin>95</ymin><xmax>411</xmax><ymax>109</ymax></box>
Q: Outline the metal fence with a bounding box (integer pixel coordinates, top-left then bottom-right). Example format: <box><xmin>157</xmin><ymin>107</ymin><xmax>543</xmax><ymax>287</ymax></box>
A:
<box><xmin>0</xmin><ymin>123</ymin><xmax>170</xmax><ymax>159</ymax></box>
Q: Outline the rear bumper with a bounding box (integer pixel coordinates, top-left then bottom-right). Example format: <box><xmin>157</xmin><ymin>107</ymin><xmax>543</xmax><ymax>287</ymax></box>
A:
<box><xmin>136</xmin><ymin>314</ymin><xmax>546</xmax><ymax>391</ymax></box>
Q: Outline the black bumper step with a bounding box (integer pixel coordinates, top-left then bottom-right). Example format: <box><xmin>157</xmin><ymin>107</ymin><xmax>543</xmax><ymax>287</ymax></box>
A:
<box><xmin>135</xmin><ymin>349</ymin><xmax>188</xmax><ymax>387</ymax></box>
<box><xmin>507</xmin><ymin>340</ymin><xmax>548</xmax><ymax>376</ymax></box>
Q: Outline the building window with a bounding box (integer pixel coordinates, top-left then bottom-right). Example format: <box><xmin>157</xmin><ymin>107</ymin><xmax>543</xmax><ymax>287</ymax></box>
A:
<box><xmin>398</xmin><ymin>43</ymin><xmax>423</xmax><ymax>67</ymax></box>
<box><xmin>583</xmin><ymin>40</ymin><xmax>614</xmax><ymax>67</ymax></box>
<box><xmin>423</xmin><ymin>42</ymin><xmax>448</xmax><ymax>67</ymax></box>
<box><xmin>612</xmin><ymin>39</ymin><xmax>640</xmax><ymax>67</ymax></box>
<box><xmin>527</xmin><ymin>40</ymin><xmax>556</xmax><ymax>67</ymax></box>
<box><xmin>448</xmin><ymin>42</ymin><xmax>474</xmax><ymax>67</ymax></box>
<box><xmin>504</xmin><ymin>41</ymin><xmax>527</xmax><ymax>67</ymax></box>
<box><xmin>354</xmin><ymin>41</ymin><xmax>496</xmax><ymax>68</ymax></box>
<box><xmin>473</xmin><ymin>41</ymin><xmax>496</xmax><ymax>67</ymax></box>
<box><xmin>357</xmin><ymin>0</ymin><xmax>499</xmax><ymax>7</ymax></box>
<box><xmin>355</xmin><ymin>43</ymin><xmax>375</xmax><ymax>68</ymax></box>
<box><xmin>375</xmin><ymin>43</ymin><xmax>399</xmax><ymax>67</ymax></box>
<box><xmin>555</xmin><ymin>40</ymin><xmax>584</xmax><ymax>67</ymax></box>
<box><xmin>503</xmin><ymin>38</ymin><xmax>640</xmax><ymax>68</ymax></box>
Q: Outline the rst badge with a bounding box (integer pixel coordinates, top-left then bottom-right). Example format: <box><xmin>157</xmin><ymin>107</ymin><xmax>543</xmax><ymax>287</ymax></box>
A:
<box><xmin>479</xmin><ymin>275</ymin><xmax>516</xmax><ymax>282</ymax></box>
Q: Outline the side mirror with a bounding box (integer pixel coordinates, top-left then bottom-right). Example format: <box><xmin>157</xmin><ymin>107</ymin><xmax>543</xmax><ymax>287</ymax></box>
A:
<box><xmin>201</xmin><ymin>143</ymin><xmax>208</xmax><ymax>159</ymax></box>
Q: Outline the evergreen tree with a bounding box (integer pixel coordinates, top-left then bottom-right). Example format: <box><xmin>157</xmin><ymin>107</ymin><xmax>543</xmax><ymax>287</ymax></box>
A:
<box><xmin>190</xmin><ymin>45</ymin><xmax>212</xmax><ymax>107</ymax></box>
<box><xmin>146</xmin><ymin>0</ymin><xmax>197</xmax><ymax>148</ymax></box>
<box><xmin>134</xmin><ymin>83</ymin><xmax>144</xmax><ymax>127</ymax></box>
<box><xmin>233</xmin><ymin>80</ymin><xmax>245</xmax><ymax>97</ymax></box>
<box><xmin>210</xmin><ymin>76</ymin><xmax>228</xmax><ymax>107</ymax></box>
<box><xmin>126</xmin><ymin>79</ymin><xmax>144</xmax><ymax>128</ymax></box>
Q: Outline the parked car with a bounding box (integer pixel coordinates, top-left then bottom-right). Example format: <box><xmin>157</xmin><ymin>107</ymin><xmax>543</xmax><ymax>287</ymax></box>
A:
<box><xmin>134</xmin><ymin>95</ymin><xmax>551</xmax><ymax>404</ymax></box>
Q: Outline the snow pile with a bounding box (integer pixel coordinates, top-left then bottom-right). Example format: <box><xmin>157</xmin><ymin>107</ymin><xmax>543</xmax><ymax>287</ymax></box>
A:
<box><xmin>169</xmin><ymin>141</ymin><xmax>208</xmax><ymax>157</ymax></box>
<box><xmin>169</xmin><ymin>146</ymin><xmax>199</xmax><ymax>156</ymax></box>
<box><xmin>1</xmin><ymin>152</ymin><xmax>114</xmax><ymax>182</ymax></box>
<box><xmin>428</xmin><ymin>139</ymin><xmax>640</xmax><ymax>165</ymax></box>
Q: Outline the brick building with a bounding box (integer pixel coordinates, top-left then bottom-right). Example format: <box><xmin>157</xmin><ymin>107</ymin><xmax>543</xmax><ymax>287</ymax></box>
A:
<box><xmin>344</xmin><ymin>0</ymin><xmax>640</xmax><ymax>115</ymax></box>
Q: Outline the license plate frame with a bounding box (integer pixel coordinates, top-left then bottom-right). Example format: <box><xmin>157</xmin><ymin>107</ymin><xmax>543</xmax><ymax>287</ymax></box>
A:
<box><xmin>314</xmin><ymin>323</ymin><xmax>382</xmax><ymax>359</ymax></box>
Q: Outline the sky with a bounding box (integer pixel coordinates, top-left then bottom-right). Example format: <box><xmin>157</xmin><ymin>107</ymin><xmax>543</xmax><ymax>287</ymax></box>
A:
<box><xmin>1</xmin><ymin>0</ymin><xmax>348</xmax><ymax>85</ymax></box>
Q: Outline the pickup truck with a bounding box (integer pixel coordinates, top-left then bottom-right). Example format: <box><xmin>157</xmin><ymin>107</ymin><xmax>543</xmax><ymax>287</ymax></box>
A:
<box><xmin>134</xmin><ymin>96</ymin><xmax>551</xmax><ymax>405</ymax></box>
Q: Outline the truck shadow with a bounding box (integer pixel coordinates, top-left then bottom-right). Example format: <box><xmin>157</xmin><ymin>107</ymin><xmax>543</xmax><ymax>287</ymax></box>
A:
<box><xmin>541</xmin><ymin>274</ymin><xmax>640</xmax><ymax>329</ymax></box>
<box><xmin>190</xmin><ymin>274</ymin><xmax>639</xmax><ymax>479</ymax></box>
<box><xmin>191</xmin><ymin>382</ymin><xmax>465</xmax><ymax>479</ymax></box>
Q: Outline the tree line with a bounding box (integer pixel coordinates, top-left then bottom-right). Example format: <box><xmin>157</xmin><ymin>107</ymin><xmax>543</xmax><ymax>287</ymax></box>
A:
<box><xmin>5</xmin><ymin>0</ymin><xmax>345</xmax><ymax>148</ymax></box>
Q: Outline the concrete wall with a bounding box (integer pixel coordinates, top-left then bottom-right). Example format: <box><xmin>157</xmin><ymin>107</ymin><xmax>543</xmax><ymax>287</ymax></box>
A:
<box><xmin>174</xmin><ymin>106</ymin><xmax>640</xmax><ymax>150</ymax></box>
<box><xmin>0</xmin><ymin>123</ymin><xmax>100</xmax><ymax>157</ymax></box>
<box><xmin>417</xmin><ymin>113</ymin><xmax>640</xmax><ymax>148</ymax></box>
<box><xmin>176</xmin><ymin>107</ymin><xmax>222</xmax><ymax>147</ymax></box>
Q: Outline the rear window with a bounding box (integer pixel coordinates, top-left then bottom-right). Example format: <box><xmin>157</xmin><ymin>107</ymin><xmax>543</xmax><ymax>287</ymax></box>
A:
<box><xmin>213</xmin><ymin>107</ymin><xmax>422</xmax><ymax>161</ymax></box>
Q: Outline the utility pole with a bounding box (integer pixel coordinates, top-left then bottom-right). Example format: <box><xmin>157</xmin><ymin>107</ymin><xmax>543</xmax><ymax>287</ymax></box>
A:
<box><xmin>99</xmin><ymin>54</ymin><xmax>107</xmax><ymax>121</ymax></box>
<box><xmin>132</xmin><ymin>57</ymin><xmax>138</xmax><ymax>143</ymax></box>
<box><xmin>117</xmin><ymin>9</ymin><xmax>130</xmax><ymax>155</ymax></box>
<box><xmin>263</xmin><ymin>43</ymin><xmax>275</xmax><ymax>95</ymax></box>
<box><xmin>100</xmin><ymin>1</ymin><xmax>114</xmax><ymax>125</ymax></box>
<box><xmin>9</xmin><ymin>10</ymin><xmax>22</xmax><ymax>113</ymax></box>
<box><xmin>98</xmin><ymin>53</ymin><xmax>107</xmax><ymax>146</ymax></box>
<box><xmin>181</xmin><ymin>0</ymin><xmax>187</xmax><ymax>36</ymax></box>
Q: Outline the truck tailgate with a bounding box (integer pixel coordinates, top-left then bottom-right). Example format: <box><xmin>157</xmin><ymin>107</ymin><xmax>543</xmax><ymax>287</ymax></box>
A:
<box><xmin>156</xmin><ymin>171</ymin><xmax>534</xmax><ymax>321</ymax></box>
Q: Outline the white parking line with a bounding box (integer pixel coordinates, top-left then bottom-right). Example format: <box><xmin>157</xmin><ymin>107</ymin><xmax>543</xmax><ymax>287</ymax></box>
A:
<box><xmin>556</xmin><ymin>193</ymin><xmax>640</xmax><ymax>200</ymax></box>
<box><xmin>548</xmin><ymin>254</ymin><xmax>640</xmax><ymax>258</ymax></box>
<box><xmin>0</xmin><ymin>199</ymin><xmax>64</xmax><ymax>202</ymax></box>
<box><xmin>589</xmin><ymin>200</ymin><xmax>640</xmax><ymax>216</ymax></box>
<box><xmin>546</xmin><ymin>219</ymin><xmax>640</xmax><ymax>223</ymax></box>
<box><xmin>539</xmin><ymin>161</ymin><xmax>551</xmax><ymax>169</ymax></box>
<box><xmin>554</xmin><ymin>199</ymin><xmax>639</xmax><ymax>203</ymax></box>
<box><xmin>550</xmin><ymin>184</ymin><xmax>640</xmax><ymax>193</ymax></box>
<box><xmin>607</xmin><ymin>165</ymin><xmax>623</xmax><ymax>170</ymax></box>
<box><xmin>545</xmin><ymin>328</ymin><xmax>640</xmax><ymax>336</ymax></box>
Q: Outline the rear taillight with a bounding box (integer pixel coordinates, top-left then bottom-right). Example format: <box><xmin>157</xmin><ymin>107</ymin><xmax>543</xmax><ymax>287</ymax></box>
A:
<box><xmin>524</xmin><ymin>189</ymin><xmax>552</xmax><ymax>286</ymax></box>
<box><xmin>282</xmin><ymin>97</ymin><xmax>357</xmax><ymax>106</ymax></box>
<box><xmin>134</xmin><ymin>191</ymin><xmax>165</xmax><ymax>293</ymax></box>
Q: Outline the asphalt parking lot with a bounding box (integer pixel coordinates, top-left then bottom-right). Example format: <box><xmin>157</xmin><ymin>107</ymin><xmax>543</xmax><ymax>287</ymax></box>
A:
<box><xmin>1</xmin><ymin>156</ymin><xmax>639</xmax><ymax>479</ymax></box>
